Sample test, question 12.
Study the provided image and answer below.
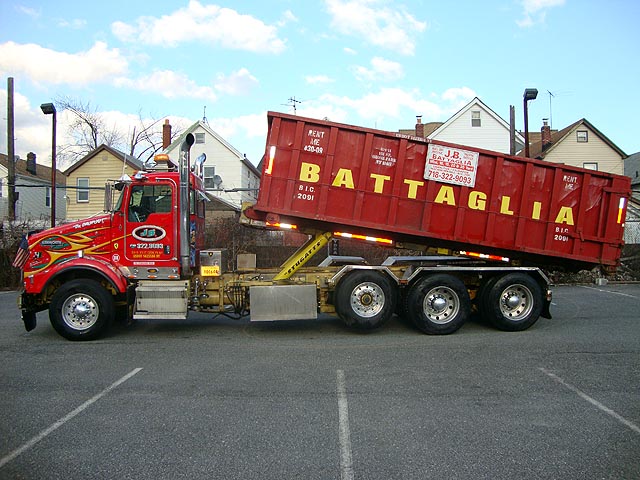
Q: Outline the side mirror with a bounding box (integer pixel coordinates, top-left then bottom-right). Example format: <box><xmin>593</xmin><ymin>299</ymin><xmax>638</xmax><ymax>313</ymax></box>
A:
<box><xmin>104</xmin><ymin>182</ymin><xmax>113</xmax><ymax>212</ymax></box>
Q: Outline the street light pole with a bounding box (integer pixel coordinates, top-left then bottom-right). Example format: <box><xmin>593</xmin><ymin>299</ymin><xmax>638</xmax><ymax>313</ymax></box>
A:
<box><xmin>523</xmin><ymin>88</ymin><xmax>538</xmax><ymax>158</ymax></box>
<box><xmin>40</xmin><ymin>102</ymin><xmax>57</xmax><ymax>227</ymax></box>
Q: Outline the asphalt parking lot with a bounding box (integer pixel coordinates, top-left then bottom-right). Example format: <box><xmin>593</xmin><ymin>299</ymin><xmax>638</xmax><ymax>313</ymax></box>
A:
<box><xmin>1</xmin><ymin>284</ymin><xmax>639</xmax><ymax>479</ymax></box>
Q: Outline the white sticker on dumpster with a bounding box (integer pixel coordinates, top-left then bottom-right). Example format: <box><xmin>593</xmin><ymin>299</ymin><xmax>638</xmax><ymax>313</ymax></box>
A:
<box><xmin>424</xmin><ymin>144</ymin><xmax>479</xmax><ymax>188</ymax></box>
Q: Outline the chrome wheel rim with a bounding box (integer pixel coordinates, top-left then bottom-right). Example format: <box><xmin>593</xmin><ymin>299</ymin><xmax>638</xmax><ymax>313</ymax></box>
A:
<box><xmin>350</xmin><ymin>282</ymin><xmax>385</xmax><ymax>318</ymax></box>
<box><xmin>499</xmin><ymin>284</ymin><xmax>534</xmax><ymax>321</ymax></box>
<box><xmin>61</xmin><ymin>294</ymin><xmax>99</xmax><ymax>331</ymax></box>
<box><xmin>423</xmin><ymin>286</ymin><xmax>460</xmax><ymax>325</ymax></box>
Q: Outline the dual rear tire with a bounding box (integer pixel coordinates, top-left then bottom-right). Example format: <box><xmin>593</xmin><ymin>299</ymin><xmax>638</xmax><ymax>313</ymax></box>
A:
<box><xmin>335</xmin><ymin>271</ymin><xmax>543</xmax><ymax>335</ymax></box>
<box><xmin>479</xmin><ymin>273</ymin><xmax>543</xmax><ymax>331</ymax></box>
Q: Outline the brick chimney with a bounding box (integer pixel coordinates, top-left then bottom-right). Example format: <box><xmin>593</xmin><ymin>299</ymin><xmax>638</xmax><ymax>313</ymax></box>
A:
<box><xmin>26</xmin><ymin>152</ymin><xmax>37</xmax><ymax>175</ymax></box>
<box><xmin>162</xmin><ymin>119</ymin><xmax>172</xmax><ymax>149</ymax></box>
<box><xmin>541</xmin><ymin>118</ymin><xmax>552</xmax><ymax>150</ymax></box>
<box><xmin>415</xmin><ymin>115</ymin><xmax>424</xmax><ymax>138</ymax></box>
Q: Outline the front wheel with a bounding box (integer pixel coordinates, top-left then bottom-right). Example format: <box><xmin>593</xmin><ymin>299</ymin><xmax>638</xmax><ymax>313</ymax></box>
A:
<box><xmin>406</xmin><ymin>274</ymin><xmax>470</xmax><ymax>334</ymax></box>
<box><xmin>49</xmin><ymin>279</ymin><xmax>115</xmax><ymax>341</ymax></box>
<box><xmin>335</xmin><ymin>271</ymin><xmax>396</xmax><ymax>330</ymax></box>
<box><xmin>480</xmin><ymin>273</ymin><xmax>543</xmax><ymax>331</ymax></box>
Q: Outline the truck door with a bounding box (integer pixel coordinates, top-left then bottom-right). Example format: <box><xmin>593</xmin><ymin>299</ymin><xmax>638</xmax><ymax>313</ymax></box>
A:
<box><xmin>124</xmin><ymin>181</ymin><xmax>178</xmax><ymax>270</ymax></box>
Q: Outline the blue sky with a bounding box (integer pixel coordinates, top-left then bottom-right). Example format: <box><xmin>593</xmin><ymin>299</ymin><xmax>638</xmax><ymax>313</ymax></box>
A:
<box><xmin>1</xmin><ymin>0</ymin><xmax>639</xmax><ymax>170</ymax></box>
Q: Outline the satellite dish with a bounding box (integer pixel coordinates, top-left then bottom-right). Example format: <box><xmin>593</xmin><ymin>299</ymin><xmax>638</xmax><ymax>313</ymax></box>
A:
<box><xmin>213</xmin><ymin>175</ymin><xmax>223</xmax><ymax>188</ymax></box>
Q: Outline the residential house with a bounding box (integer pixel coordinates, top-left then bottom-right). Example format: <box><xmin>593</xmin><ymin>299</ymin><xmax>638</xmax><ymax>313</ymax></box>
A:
<box><xmin>165</xmin><ymin>120</ymin><xmax>261</xmax><ymax>212</ymax></box>
<box><xmin>63</xmin><ymin>144</ymin><xmax>144</xmax><ymax>221</ymax></box>
<box><xmin>623</xmin><ymin>151</ymin><xmax>640</xmax><ymax>244</ymax></box>
<box><xmin>625</xmin><ymin>151</ymin><xmax>640</xmax><ymax>194</ymax></box>
<box><xmin>527</xmin><ymin>118</ymin><xmax>626</xmax><ymax>175</ymax></box>
<box><xmin>0</xmin><ymin>152</ymin><xmax>66</xmax><ymax>224</ymax></box>
<box><xmin>401</xmin><ymin>97</ymin><xmax>525</xmax><ymax>155</ymax></box>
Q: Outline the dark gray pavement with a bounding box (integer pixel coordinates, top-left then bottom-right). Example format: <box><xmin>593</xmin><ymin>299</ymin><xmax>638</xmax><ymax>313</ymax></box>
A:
<box><xmin>1</xmin><ymin>284</ymin><xmax>639</xmax><ymax>479</ymax></box>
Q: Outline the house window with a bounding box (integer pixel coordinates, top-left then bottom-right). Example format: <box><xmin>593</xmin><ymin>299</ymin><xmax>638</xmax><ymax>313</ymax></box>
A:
<box><xmin>577</xmin><ymin>130</ymin><xmax>588</xmax><ymax>142</ymax></box>
<box><xmin>0</xmin><ymin>178</ymin><xmax>3</xmax><ymax>197</ymax></box>
<box><xmin>471</xmin><ymin>110</ymin><xmax>481</xmax><ymax>127</ymax></box>
<box><xmin>583</xmin><ymin>162</ymin><xmax>598</xmax><ymax>171</ymax></box>
<box><xmin>45</xmin><ymin>187</ymin><xmax>51</xmax><ymax>207</ymax></box>
<box><xmin>204</xmin><ymin>166</ymin><xmax>216</xmax><ymax>190</ymax></box>
<box><xmin>195</xmin><ymin>133</ymin><xmax>205</xmax><ymax>144</ymax></box>
<box><xmin>77</xmin><ymin>178</ymin><xmax>90</xmax><ymax>202</ymax></box>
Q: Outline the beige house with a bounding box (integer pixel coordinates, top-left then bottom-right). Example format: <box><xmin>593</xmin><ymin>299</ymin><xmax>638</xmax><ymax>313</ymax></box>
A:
<box><xmin>527</xmin><ymin>118</ymin><xmax>626</xmax><ymax>175</ymax></box>
<box><xmin>64</xmin><ymin>145</ymin><xmax>144</xmax><ymax>221</ymax></box>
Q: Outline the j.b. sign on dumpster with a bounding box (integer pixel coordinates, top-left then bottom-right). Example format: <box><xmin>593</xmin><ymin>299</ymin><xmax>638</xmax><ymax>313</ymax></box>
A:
<box><xmin>424</xmin><ymin>144</ymin><xmax>479</xmax><ymax>188</ymax></box>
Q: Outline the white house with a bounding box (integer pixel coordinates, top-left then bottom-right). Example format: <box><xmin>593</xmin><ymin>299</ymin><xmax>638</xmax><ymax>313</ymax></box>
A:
<box><xmin>165</xmin><ymin>121</ymin><xmax>261</xmax><ymax>211</ymax></box>
<box><xmin>427</xmin><ymin>97</ymin><xmax>525</xmax><ymax>154</ymax></box>
<box><xmin>0</xmin><ymin>152</ymin><xmax>66</xmax><ymax>224</ymax></box>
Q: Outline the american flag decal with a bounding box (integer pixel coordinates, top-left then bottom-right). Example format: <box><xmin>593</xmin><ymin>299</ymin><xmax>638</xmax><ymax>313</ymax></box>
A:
<box><xmin>12</xmin><ymin>236</ymin><xmax>29</xmax><ymax>269</ymax></box>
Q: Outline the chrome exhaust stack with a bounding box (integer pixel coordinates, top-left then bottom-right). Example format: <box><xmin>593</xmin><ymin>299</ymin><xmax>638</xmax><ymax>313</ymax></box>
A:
<box><xmin>179</xmin><ymin>133</ymin><xmax>195</xmax><ymax>276</ymax></box>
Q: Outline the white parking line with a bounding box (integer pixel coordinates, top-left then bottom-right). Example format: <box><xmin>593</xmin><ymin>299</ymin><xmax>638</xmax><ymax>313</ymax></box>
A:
<box><xmin>0</xmin><ymin>368</ymin><xmax>143</xmax><ymax>468</ymax></box>
<box><xmin>578</xmin><ymin>285</ymin><xmax>637</xmax><ymax>298</ymax></box>
<box><xmin>539</xmin><ymin>367</ymin><xmax>640</xmax><ymax>435</ymax></box>
<box><xmin>337</xmin><ymin>369</ymin><xmax>354</xmax><ymax>480</ymax></box>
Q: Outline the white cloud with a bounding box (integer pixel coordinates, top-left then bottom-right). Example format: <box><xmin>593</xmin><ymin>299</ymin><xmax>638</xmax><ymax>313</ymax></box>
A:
<box><xmin>304</xmin><ymin>85</ymin><xmax>477</xmax><ymax>132</ymax></box>
<box><xmin>16</xmin><ymin>5</ymin><xmax>40</xmax><ymax>18</ymax></box>
<box><xmin>57</xmin><ymin>18</ymin><xmax>88</xmax><ymax>29</ymax></box>
<box><xmin>442</xmin><ymin>87</ymin><xmax>476</xmax><ymax>102</ymax></box>
<box><xmin>0</xmin><ymin>41</ymin><xmax>128</xmax><ymax>86</ymax></box>
<box><xmin>297</xmin><ymin>105</ymin><xmax>349</xmax><ymax>124</ymax></box>
<box><xmin>324</xmin><ymin>0</ymin><xmax>427</xmax><ymax>56</ymax></box>
<box><xmin>352</xmin><ymin>56</ymin><xmax>404</xmax><ymax>82</ymax></box>
<box><xmin>215</xmin><ymin>68</ymin><xmax>259</xmax><ymax>95</ymax></box>
<box><xmin>305</xmin><ymin>75</ymin><xmax>334</xmax><ymax>85</ymax></box>
<box><xmin>114</xmin><ymin>70</ymin><xmax>218</xmax><ymax>101</ymax></box>
<box><xmin>278</xmin><ymin>10</ymin><xmax>298</xmax><ymax>26</ymax></box>
<box><xmin>111</xmin><ymin>1</ymin><xmax>286</xmax><ymax>53</ymax></box>
<box><xmin>343</xmin><ymin>47</ymin><xmax>357</xmax><ymax>55</ymax></box>
<box><xmin>320</xmin><ymin>87</ymin><xmax>442</xmax><ymax>121</ymax></box>
<box><xmin>0</xmin><ymin>90</ymin><xmax>52</xmax><ymax>164</ymax></box>
<box><xmin>517</xmin><ymin>0</ymin><xmax>565</xmax><ymax>27</ymax></box>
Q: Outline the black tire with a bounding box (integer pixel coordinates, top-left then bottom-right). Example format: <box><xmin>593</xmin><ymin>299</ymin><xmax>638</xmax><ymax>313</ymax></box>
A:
<box><xmin>335</xmin><ymin>271</ymin><xmax>396</xmax><ymax>330</ymax></box>
<box><xmin>49</xmin><ymin>279</ymin><xmax>115</xmax><ymax>341</ymax></box>
<box><xmin>479</xmin><ymin>273</ymin><xmax>543</xmax><ymax>331</ymax></box>
<box><xmin>406</xmin><ymin>274</ymin><xmax>470</xmax><ymax>334</ymax></box>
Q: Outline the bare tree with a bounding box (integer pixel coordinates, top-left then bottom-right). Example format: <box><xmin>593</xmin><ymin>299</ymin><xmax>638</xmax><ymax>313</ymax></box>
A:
<box><xmin>55</xmin><ymin>97</ymin><xmax>183</xmax><ymax>169</ymax></box>
<box><xmin>55</xmin><ymin>96</ymin><xmax>124</xmax><ymax>168</ymax></box>
<box><xmin>128</xmin><ymin>110</ymin><xmax>182</xmax><ymax>163</ymax></box>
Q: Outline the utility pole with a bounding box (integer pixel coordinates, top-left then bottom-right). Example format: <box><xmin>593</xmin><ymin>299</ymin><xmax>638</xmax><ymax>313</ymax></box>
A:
<box><xmin>7</xmin><ymin>77</ymin><xmax>16</xmax><ymax>221</ymax></box>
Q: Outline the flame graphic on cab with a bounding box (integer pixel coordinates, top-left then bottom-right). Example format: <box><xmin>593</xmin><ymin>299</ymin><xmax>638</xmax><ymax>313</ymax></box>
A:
<box><xmin>25</xmin><ymin>226</ymin><xmax>119</xmax><ymax>275</ymax></box>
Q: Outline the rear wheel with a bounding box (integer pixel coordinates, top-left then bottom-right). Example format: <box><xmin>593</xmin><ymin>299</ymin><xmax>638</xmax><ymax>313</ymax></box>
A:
<box><xmin>335</xmin><ymin>271</ymin><xmax>396</xmax><ymax>330</ymax></box>
<box><xmin>480</xmin><ymin>273</ymin><xmax>542</xmax><ymax>331</ymax></box>
<box><xmin>406</xmin><ymin>274</ymin><xmax>470</xmax><ymax>334</ymax></box>
<box><xmin>49</xmin><ymin>279</ymin><xmax>115</xmax><ymax>341</ymax></box>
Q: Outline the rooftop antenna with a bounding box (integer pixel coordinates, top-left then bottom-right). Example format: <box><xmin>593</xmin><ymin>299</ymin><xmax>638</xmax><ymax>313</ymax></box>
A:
<box><xmin>202</xmin><ymin>105</ymin><xmax>209</xmax><ymax>126</ymax></box>
<box><xmin>283</xmin><ymin>96</ymin><xmax>302</xmax><ymax>114</ymax></box>
<box><xmin>547</xmin><ymin>90</ymin><xmax>555</xmax><ymax>129</ymax></box>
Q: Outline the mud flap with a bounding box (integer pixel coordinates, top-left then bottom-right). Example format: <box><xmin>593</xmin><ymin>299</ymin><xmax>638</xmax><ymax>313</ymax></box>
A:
<box><xmin>22</xmin><ymin>310</ymin><xmax>37</xmax><ymax>332</ymax></box>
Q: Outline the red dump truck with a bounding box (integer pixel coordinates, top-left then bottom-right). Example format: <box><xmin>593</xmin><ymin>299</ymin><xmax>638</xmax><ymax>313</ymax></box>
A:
<box><xmin>16</xmin><ymin>111</ymin><xmax>631</xmax><ymax>340</ymax></box>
